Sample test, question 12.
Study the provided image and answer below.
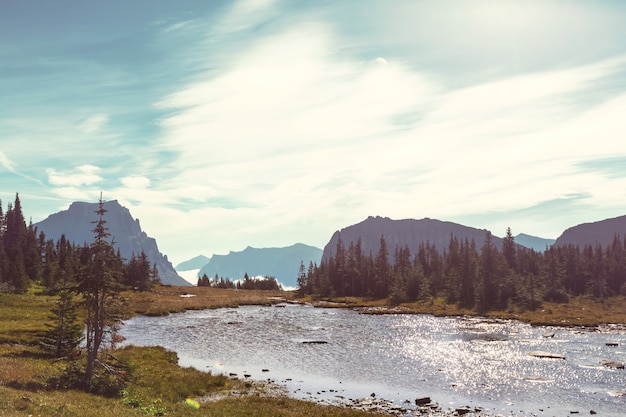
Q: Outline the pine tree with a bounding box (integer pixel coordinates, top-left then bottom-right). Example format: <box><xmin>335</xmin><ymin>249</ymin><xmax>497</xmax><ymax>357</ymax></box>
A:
<box><xmin>4</xmin><ymin>194</ymin><xmax>29</xmax><ymax>292</ymax></box>
<box><xmin>40</xmin><ymin>289</ymin><xmax>84</xmax><ymax>358</ymax></box>
<box><xmin>374</xmin><ymin>235</ymin><xmax>390</xmax><ymax>298</ymax></box>
<box><xmin>296</xmin><ymin>260</ymin><xmax>307</xmax><ymax>296</ymax></box>
<box><xmin>78</xmin><ymin>196</ymin><xmax>124</xmax><ymax>390</ymax></box>
<box><xmin>502</xmin><ymin>227</ymin><xmax>517</xmax><ymax>272</ymax></box>
<box><xmin>476</xmin><ymin>231</ymin><xmax>498</xmax><ymax>312</ymax></box>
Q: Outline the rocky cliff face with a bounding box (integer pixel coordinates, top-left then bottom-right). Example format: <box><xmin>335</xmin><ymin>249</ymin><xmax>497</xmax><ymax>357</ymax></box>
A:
<box><xmin>34</xmin><ymin>200</ymin><xmax>189</xmax><ymax>286</ymax></box>
<box><xmin>198</xmin><ymin>243</ymin><xmax>322</xmax><ymax>288</ymax></box>
<box><xmin>554</xmin><ymin>215</ymin><xmax>626</xmax><ymax>248</ymax></box>
<box><xmin>322</xmin><ymin>216</ymin><xmax>506</xmax><ymax>263</ymax></box>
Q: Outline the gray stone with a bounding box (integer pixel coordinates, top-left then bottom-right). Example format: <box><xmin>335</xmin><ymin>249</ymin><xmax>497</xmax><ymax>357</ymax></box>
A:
<box><xmin>528</xmin><ymin>351</ymin><xmax>566</xmax><ymax>359</ymax></box>
<box><xmin>600</xmin><ymin>359</ymin><xmax>624</xmax><ymax>369</ymax></box>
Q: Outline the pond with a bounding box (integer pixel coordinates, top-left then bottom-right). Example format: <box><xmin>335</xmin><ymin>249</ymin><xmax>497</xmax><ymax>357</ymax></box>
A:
<box><xmin>120</xmin><ymin>303</ymin><xmax>626</xmax><ymax>416</ymax></box>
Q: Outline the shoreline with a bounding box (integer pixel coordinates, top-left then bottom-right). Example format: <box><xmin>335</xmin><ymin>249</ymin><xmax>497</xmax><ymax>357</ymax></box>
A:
<box><xmin>122</xmin><ymin>285</ymin><xmax>626</xmax><ymax>328</ymax></box>
<box><xmin>119</xmin><ymin>287</ymin><xmax>625</xmax><ymax>416</ymax></box>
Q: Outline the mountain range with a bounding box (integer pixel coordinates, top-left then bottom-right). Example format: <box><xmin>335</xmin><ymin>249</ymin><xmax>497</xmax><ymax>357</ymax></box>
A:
<box><xmin>554</xmin><ymin>214</ymin><xmax>626</xmax><ymax>248</ymax></box>
<box><xmin>195</xmin><ymin>244</ymin><xmax>323</xmax><ymax>288</ymax></box>
<box><xmin>513</xmin><ymin>233</ymin><xmax>555</xmax><ymax>252</ymax></box>
<box><xmin>34</xmin><ymin>200</ymin><xmax>190</xmax><ymax>286</ymax></box>
<box><xmin>33</xmin><ymin>200</ymin><xmax>626</xmax><ymax>288</ymax></box>
<box><xmin>322</xmin><ymin>216</ymin><xmax>512</xmax><ymax>263</ymax></box>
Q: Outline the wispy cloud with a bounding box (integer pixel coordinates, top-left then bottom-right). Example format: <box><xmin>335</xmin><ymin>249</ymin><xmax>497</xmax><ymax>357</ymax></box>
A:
<box><xmin>78</xmin><ymin>114</ymin><xmax>109</xmax><ymax>133</ymax></box>
<box><xmin>0</xmin><ymin>152</ymin><xmax>18</xmax><ymax>174</ymax></box>
<box><xmin>151</xmin><ymin>19</ymin><xmax>626</xmax><ymax>253</ymax></box>
<box><xmin>47</xmin><ymin>165</ymin><xmax>103</xmax><ymax>187</ymax></box>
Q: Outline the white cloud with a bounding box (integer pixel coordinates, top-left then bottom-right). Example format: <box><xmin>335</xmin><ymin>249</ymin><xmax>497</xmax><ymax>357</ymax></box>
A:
<box><xmin>143</xmin><ymin>8</ymin><xmax>626</xmax><ymax>262</ymax></box>
<box><xmin>163</xmin><ymin>20</ymin><xmax>194</xmax><ymax>33</ymax></box>
<box><xmin>216</xmin><ymin>0</ymin><xmax>280</xmax><ymax>34</ymax></box>
<box><xmin>78</xmin><ymin>114</ymin><xmax>108</xmax><ymax>133</ymax></box>
<box><xmin>0</xmin><ymin>151</ymin><xmax>17</xmax><ymax>174</ymax></box>
<box><xmin>47</xmin><ymin>165</ymin><xmax>103</xmax><ymax>187</ymax></box>
<box><xmin>121</xmin><ymin>176</ymin><xmax>151</xmax><ymax>189</ymax></box>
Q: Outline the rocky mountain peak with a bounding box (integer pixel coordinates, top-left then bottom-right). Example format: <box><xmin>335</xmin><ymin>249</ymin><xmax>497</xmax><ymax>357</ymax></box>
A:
<box><xmin>34</xmin><ymin>200</ymin><xmax>189</xmax><ymax>286</ymax></box>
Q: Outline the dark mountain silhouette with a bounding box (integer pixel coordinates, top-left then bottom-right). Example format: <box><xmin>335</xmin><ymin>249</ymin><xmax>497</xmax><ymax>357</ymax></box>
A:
<box><xmin>34</xmin><ymin>200</ymin><xmax>190</xmax><ymax>286</ymax></box>
<box><xmin>514</xmin><ymin>233</ymin><xmax>554</xmax><ymax>252</ymax></box>
<box><xmin>198</xmin><ymin>243</ymin><xmax>322</xmax><ymax>288</ymax></box>
<box><xmin>175</xmin><ymin>255</ymin><xmax>211</xmax><ymax>272</ymax></box>
<box><xmin>322</xmin><ymin>216</ymin><xmax>508</xmax><ymax>263</ymax></box>
<box><xmin>554</xmin><ymin>215</ymin><xmax>626</xmax><ymax>248</ymax></box>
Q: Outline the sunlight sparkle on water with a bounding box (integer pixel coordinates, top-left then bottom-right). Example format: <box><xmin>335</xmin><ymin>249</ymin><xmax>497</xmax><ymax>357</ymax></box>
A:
<box><xmin>213</xmin><ymin>360</ymin><xmax>225</xmax><ymax>371</ymax></box>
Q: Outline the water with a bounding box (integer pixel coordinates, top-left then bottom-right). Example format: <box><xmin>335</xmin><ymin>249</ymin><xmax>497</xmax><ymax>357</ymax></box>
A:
<box><xmin>120</xmin><ymin>304</ymin><xmax>626</xmax><ymax>416</ymax></box>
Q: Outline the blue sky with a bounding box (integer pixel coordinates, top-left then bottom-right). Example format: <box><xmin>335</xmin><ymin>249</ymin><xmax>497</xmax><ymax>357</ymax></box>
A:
<box><xmin>2</xmin><ymin>0</ymin><xmax>626</xmax><ymax>264</ymax></box>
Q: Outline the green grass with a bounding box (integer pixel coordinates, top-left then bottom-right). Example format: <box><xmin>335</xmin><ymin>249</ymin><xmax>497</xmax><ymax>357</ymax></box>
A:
<box><xmin>0</xmin><ymin>288</ymin><xmax>56</xmax><ymax>345</ymax></box>
<box><xmin>0</xmin><ymin>286</ymin><xmax>387</xmax><ymax>417</ymax></box>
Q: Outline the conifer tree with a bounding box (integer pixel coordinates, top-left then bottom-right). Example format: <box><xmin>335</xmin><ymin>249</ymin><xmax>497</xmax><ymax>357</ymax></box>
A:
<box><xmin>296</xmin><ymin>260</ymin><xmax>307</xmax><ymax>296</ymax></box>
<box><xmin>40</xmin><ymin>288</ymin><xmax>84</xmax><ymax>358</ymax></box>
<box><xmin>502</xmin><ymin>227</ymin><xmax>517</xmax><ymax>272</ymax></box>
<box><xmin>374</xmin><ymin>235</ymin><xmax>390</xmax><ymax>298</ymax></box>
<box><xmin>78</xmin><ymin>196</ymin><xmax>124</xmax><ymax>390</ymax></box>
<box><xmin>4</xmin><ymin>194</ymin><xmax>29</xmax><ymax>292</ymax></box>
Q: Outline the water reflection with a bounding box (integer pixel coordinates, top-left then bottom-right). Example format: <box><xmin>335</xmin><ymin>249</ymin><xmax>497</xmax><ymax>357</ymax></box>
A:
<box><xmin>120</xmin><ymin>304</ymin><xmax>625</xmax><ymax>416</ymax></box>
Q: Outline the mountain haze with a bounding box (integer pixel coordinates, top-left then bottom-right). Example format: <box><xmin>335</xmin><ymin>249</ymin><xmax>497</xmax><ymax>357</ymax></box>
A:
<box><xmin>322</xmin><ymin>216</ymin><xmax>509</xmax><ymax>263</ymax></box>
<box><xmin>198</xmin><ymin>244</ymin><xmax>322</xmax><ymax>288</ymax></box>
<box><xmin>34</xmin><ymin>200</ymin><xmax>190</xmax><ymax>286</ymax></box>
<box><xmin>514</xmin><ymin>233</ymin><xmax>555</xmax><ymax>252</ymax></box>
<box><xmin>175</xmin><ymin>255</ymin><xmax>211</xmax><ymax>271</ymax></box>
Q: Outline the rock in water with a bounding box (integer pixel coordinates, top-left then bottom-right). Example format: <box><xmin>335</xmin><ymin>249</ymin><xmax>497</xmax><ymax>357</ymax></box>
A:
<box><xmin>415</xmin><ymin>397</ymin><xmax>431</xmax><ymax>406</ymax></box>
<box><xmin>600</xmin><ymin>359</ymin><xmax>624</xmax><ymax>369</ymax></box>
<box><xmin>528</xmin><ymin>351</ymin><xmax>566</xmax><ymax>360</ymax></box>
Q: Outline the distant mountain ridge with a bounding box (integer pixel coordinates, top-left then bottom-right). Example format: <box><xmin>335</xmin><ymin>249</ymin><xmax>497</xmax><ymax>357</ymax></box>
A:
<box><xmin>34</xmin><ymin>200</ymin><xmax>190</xmax><ymax>286</ymax></box>
<box><xmin>197</xmin><ymin>243</ymin><xmax>322</xmax><ymax>288</ymax></box>
<box><xmin>175</xmin><ymin>255</ymin><xmax>211</xmax><ymax>271</ymax></box>
<box><xmin>322</xmin><ymin>216</ymin><xmax>509</xmax><ymax>263</ymax></box>
<box><xmin>554</xmin><ymin>215</ymin><xmax>626</xmax><ymax>248</ymax></box>
<box><xmin>514</xmin><ymin>233</ymin><xmax>555</xmax><ymax>252</ymax></box>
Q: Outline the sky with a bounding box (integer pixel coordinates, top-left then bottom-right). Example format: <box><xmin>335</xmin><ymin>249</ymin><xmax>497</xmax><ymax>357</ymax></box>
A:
<box><xmin>2</xmin><ymin>0</ymin><xmax>626</xmax><ymax>265</ymax></box>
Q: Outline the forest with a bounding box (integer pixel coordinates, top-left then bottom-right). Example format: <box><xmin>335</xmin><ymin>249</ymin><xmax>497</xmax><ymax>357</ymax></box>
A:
<box><xmin>0</xmin><ymin>194</ymin><xmax>157</xmax><ymax>294</ymax></box>
<box><xmin>197</xmin><ymin>272</ymin><xmax>282</xmax><ymax>291</ymax></box>
<box><xmin>297</xmin><ymin>228</ymin><xmax>626</xmax><ymax>312</ymax></box>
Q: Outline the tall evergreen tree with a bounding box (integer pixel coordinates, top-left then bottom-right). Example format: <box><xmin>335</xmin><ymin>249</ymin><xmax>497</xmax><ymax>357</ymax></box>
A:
<box><xmin>476</xmin><ymin>231</ymin><xmax>498</xmax><ymax>312</ymax></box>
<box><xmin>78</xmin><ymin>196</ymin><xmax>124</xmax><ymax>390</ymax></box>
<box><xmin>502</xmin><ymin>227</ymin><xmax>517</xmax><ymax>272</ymax></box>
<box><xmin>40</xmin><ymin>289</ymin><xmax>84</xmax><ymax>358</ymax></box>
<box><xmin>374</xmin><ymin>235</ymin><xmax>390</xmax><ymax>298</ymax></box>
<box><xmin>296</xmin><ymin>260</ymin><xmax>308</xmax><ymax>296</ymax></box>
<box><xmin>4</xmin><ymin>194</ymin><xmax>29</xmax><ymax>292</ymax></box>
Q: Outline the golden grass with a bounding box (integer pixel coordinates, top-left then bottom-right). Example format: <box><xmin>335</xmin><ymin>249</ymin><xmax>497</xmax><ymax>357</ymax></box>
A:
<box><xmin>122</xmin><ymin>285</ymin><xmax>292</xmax><ymax>316</ymax></box>
<box><xmin>304</xmin><ymin>294</ymin><xmax>626</xmax><ymax>327</ymax></box>
<box><xmin>486</xmin><ymin>296</ymin><xmax>626</xmax><ymax>326</ymax></box>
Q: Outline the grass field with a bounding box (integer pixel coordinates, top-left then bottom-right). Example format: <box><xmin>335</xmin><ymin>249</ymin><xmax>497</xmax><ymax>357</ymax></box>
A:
<box><xmin>0</xmin><ymin>286</ymin><xmax>387</xmax><ymax>417</ymax></box>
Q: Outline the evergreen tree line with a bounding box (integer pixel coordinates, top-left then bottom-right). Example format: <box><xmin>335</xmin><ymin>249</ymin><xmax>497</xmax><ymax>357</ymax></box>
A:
<box><xmin>0</xmin><ymin>194</ymin><xmax>159</xmax><ymax>295</ymax></box>
<box><xmin>197</xmin><ymin>272</ymin><xmax>282</xmax><ymax>291</ymax></box>
<box><xmin>298</xmin><ymin>227</ymin><xmax>626</xmax><ymax>312</ymax></box>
